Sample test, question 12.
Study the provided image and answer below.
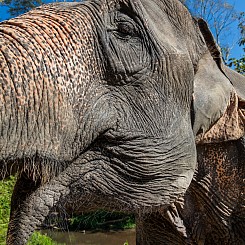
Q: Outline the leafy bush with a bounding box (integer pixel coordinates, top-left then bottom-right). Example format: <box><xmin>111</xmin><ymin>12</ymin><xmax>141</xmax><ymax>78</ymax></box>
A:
<box><xmin>0</xmin><ymin>176</ymin><xmax>16</xmax><ymax>244</ymax></box>
<box><xmin>27</xmin><ymin>232</ymin><xmax>65</xmax><ymax>245</ymax></box>
<box><xmin>69</xmin><ymin>210</ymin><xmax>135</xmax><ymax>231</ymax></box>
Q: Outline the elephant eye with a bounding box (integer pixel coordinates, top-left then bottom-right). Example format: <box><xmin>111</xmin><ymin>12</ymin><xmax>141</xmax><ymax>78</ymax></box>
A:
<box><xmin>114</xmin><ymin>21</ymin><xmax>139</xmax><ymax>40</ymax></box>
<box><xmin>117</xmin><ymin>22</ymin><xmax>136</xmax><ymax>37</ymax></box>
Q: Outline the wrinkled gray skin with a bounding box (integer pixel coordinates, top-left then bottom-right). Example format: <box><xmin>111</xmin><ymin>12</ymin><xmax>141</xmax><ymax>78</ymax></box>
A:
<box><xmin>0</xmin><ymin>0</ymin><xmax>244</xmax><ymax>244</ymax></box>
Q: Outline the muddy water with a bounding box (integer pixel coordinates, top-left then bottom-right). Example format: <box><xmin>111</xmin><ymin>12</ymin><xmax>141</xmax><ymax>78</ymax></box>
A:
<box><xmin>41</xmin><ymin>229</ymin><xmax>136</xmax><ymax>245</ymax></box>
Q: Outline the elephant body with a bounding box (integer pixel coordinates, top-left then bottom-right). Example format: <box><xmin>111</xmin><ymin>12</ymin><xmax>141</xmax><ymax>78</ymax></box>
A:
<box><xmin>0</xmin><ymin>0</ymin><xmax>244</xmax><ymax>244</ymax></box>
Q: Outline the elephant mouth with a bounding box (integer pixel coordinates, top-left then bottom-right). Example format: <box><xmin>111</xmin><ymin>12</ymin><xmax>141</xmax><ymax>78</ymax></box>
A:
<box><xmin>53</xmin><ymin>127</ymin><xmax>197</xmax><ymax>215</ymax></box>
<box><xmin>1</xmin><ymin>118</ymin><xmax>196</xmax><ymax>219</ymax></box>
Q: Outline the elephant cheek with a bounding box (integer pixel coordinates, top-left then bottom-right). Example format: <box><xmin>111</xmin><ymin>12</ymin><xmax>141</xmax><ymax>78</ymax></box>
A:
<box><xmin>74</xmin><ymin>93</ymin><xmax>118</xmax><ymax>154</ymax></box>
<box><xmin>89</xmin><ymin>128</ymin><xmax>197</xmax><ymax>210</ymax></box>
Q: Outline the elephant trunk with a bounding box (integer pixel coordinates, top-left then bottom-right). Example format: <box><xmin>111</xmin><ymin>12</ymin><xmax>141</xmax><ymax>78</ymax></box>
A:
<box><xmin>1</xmin><ymin>5</ymin><xmax>117</xmax><ymax>243</ymax></box>
<box><xmin>6</xmin><ymin>151</ymin><xmax>100</xmax><ymax>245</ymax></box>
<box><xmin>0</xmin><ymin>5</ymin><xmax>115</xmax><ymax>180</ymax></box>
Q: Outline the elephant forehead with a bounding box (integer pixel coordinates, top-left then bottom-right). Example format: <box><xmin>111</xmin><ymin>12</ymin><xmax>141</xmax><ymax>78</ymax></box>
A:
<box><xmin>136</xmin><ymin>0</ymin><xmax>196</xmax><ymax>51</ymax></box>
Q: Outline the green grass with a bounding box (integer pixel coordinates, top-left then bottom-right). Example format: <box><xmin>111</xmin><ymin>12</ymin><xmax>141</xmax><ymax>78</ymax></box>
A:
<box><xmin>0</xmin><ymin>176</ymin><xmax>15</xmax><ymax>244</ymax></box>
<box><xmin>27</xmin><ymin>232</ymin><xmax>65</xmax><ymax>245</ymax></box>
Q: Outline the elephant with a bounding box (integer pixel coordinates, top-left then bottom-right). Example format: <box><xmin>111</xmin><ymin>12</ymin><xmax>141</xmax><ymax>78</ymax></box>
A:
<box><xmin>0</xmin><ymin>0</ymin><xmax>244</xmax><ymax>244</ymax></box>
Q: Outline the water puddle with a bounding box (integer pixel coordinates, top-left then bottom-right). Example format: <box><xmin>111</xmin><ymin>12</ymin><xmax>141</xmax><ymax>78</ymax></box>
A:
<box><xmin>41</xmin><ymin>229</ymin><xmax>136</xmax><ymax>245</ymax></box>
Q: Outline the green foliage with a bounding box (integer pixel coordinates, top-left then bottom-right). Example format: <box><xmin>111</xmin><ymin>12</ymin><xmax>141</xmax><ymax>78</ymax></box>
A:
<box><xmin>123</xmin><ymin>241</ymin><xmax>129</xmax><ymax>245</ymax></box>
<box><xmin>27</xmin><ymin>232</ymin><xmax>65</xmax><ymax>245</ymax></box>
<box><xmin>69</xmin><ymin>210</ymin><xmax>135</xmax><ymax>231</ymax></box>
<box><xmin>229</xmin><ymin>12</ymin><xmax>245</xmax><ymax>75</ymax></box>
<box><xmin>229</xmin><ymin>56</ymin><xmax>245</xmax><ymax>74</ymax></box>
<box><xmin>0</xmin><ymin>176</ymin><xmax>16</xmax><ymax>244</ymax></box>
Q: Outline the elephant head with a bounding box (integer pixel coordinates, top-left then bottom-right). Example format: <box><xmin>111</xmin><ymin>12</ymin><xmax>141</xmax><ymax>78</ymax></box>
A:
<box><xmin>0</xmin><ymin>0</ymin><xmax>244</xmax><ymax>244</ymax></box>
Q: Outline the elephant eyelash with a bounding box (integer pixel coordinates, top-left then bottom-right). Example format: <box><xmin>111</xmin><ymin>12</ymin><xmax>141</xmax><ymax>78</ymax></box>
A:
<box><xmin>116</xmin><ymin>22</ymin><xmax>137</xmax><ymax>36</ymax></box>
<box><xmin>110</xmin><ymin>21</ymin><xmax>140</xmax><ymax>42</ymax></box>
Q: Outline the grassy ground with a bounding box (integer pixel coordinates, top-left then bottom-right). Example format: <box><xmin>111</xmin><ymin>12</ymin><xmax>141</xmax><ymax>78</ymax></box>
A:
<box><xmin>0</xmin><ymin>176</ymin><xmax>15</xmax><ymax>244</ymax></box>
<box><xmin>27</xmin><ymin>232</ymin><xmax>65</xmax><ymax>245</ymax></box>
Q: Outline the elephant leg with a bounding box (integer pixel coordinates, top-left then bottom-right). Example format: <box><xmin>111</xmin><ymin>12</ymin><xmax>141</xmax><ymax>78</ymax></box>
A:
<box><xmin>135</xmin><ymin>207</ymin><xmax>193</xmax><ymax>245</ymax></box>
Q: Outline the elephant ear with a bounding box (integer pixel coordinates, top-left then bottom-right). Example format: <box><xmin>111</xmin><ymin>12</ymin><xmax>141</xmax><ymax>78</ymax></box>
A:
<box><xmin>193</xmin><ymin>19</ymin><xmax>245</xmax><ymax>144</ymax></box>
